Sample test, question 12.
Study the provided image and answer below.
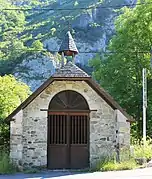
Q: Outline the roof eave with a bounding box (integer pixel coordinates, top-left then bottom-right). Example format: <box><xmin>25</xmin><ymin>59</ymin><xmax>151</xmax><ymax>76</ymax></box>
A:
<box><xmin>5</xmin><ymin>76</ymin><xmax>91</xmax><ymax>122</ymax></box>
<box><xmin>5</xmin><ymin>76</ymin><xmax>134</xmax><ymax>123</ymax></box>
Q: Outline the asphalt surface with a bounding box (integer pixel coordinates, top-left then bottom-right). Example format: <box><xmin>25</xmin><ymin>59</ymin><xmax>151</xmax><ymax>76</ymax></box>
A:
<box><xmin>0</xmin><ymin>168</ymin><xmax>152</xmax><ymax>179</ymax></box>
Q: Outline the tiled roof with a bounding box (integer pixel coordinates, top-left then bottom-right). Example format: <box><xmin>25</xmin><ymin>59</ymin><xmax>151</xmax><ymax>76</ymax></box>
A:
<box><xmin>58</xmin><ymin>31</ymin><xmax>79</xmax><ymax>55</ymax></box>
<box><xmin>5</xmin><ymin>60</ymin><xmax>133</xmax><ymax>122</ymax></box>
<box><xmin>52</xmin><ymin>61</ymin><xmax>90</xmax><ymax>78</ymax></box>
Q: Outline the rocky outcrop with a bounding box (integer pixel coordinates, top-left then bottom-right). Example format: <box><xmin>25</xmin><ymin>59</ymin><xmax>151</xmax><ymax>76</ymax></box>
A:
<box><xmin>13</xmin><ymin>53</ymin><xmax>57</xmax><ymax>91</ymax></box>
<box><xmin>12</xmin><ymin>0</ymin><xmax>136</xmax><ymax>91</ymax></box>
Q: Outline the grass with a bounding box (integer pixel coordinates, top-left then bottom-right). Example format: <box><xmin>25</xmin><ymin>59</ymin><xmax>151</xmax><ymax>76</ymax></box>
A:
<box><xmin>101</xmin><ymin>159</ymin><xmax>137</xmax><ymax>171</ymax></box>
<box><xmin>96</xmin><ymin>138</ymin><xmax>152</xmax><ymax>172</ymax></box>
<box><xmin>96</xmin><ymin>152</ymin><xmax>138</xmax><ymax>172</ymax></box>
<box><xmin>133</xmin><ymin>138</ymin><xmax>152</xmax><ymax>161</ymax></box>
<box><xmin>0</xmin><ymin>150</ymin><xmax>17</xmax><ymax>174</ymax></box>
<box><xmin>23</xmin><ymin>168</ymin><xmax>40</xmax><ymax>174</ymax></box>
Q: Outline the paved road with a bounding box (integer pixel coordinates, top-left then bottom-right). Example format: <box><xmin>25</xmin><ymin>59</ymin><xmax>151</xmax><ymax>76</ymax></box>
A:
<box><xmin>0</xmin><ymin>168</ymin><xmax>152</xmax><ymax>179</ymax></box>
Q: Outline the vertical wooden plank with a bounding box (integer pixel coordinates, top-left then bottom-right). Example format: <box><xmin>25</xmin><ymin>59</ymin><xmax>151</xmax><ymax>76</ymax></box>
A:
<box><xmin>85</xmin><ymin>115</ymin><xmax>88</xmax><ymax>144</ymax></box>
<box><xmin>50</xmin><ymin>115</ymin><xmax>53</xmax><ymax>144</ymax></box>
<box><xmin>56</xmin><ymin>115</ymin><xmax>58</xmax><ymax>144</ymax></box>
<box><xmin>60</xmin><ymin>115</ymin><xmax>62</xmax><ymax>144</ymax></box>
<box><xmin>62</xmin><ymin>115</ymin><xmax>64</xmax><ymax>144</ymax></box>
<box><xmin>77</xmin><ymin>116</ymin><xmax>79</xmax><ymax>144</ymax></box>
<box><xmin>71</xmin><ymin>115</ymin><xmax>73</xmax><ymax>144</ymax></box>
<box><xmin>87</xmin><ymin>115</ymin><xmax>89</xmax><ymax>145</ymax></box>
<box><xmin>51</xmin><ymin>115</ymin><xmax>53</xmax><ymax>144</ymax></box>
<box><xmin>77</xmin><ymin>116</ymin><xmax>80</xmax><ymax>144</ymax></box>
<box><xmin>64</xmin><ymin>115</ymin><xmax>67</xmax><ymax>144</ymax></box>
<box><xmin>65</xmin><ymin>115</ymin><xmax>67</xmax><ymax>144</ymax></box>
<box><xmin>61</xmin><ymin>115</ymin><xmax>63</xmax><ymax>144</ymax></box>
<box><xmin>67</xmin><ymin>114</ymin><xmax>70</xmax><ymax>168</ymax></box>
<box><xmin>57</xmin><ymin>115</ymin><xmax>60</xmax><ymax>144</ymax></box>
<box><xmin>81</xmin><ymin>115</ymin><xmax>83</xmax><ymax>144</ymax></box>
<box><xmin>62</xmin><ymin>115</ymin><xmax>63</xmax><ymax>144</ymax></box>
<box><xmin>82</xmin><ymin>115</ymin><xmax>84</xmax><ymax>144</ymax></box>
<box><xmin>64</xmin><ymin>115</ymin><xmax>66</xmax><ymax>144</ymax></box>
<box><xmin>83</xmin><ymin>116</ymin><xmax>86</xmax><ymax>144</ymax></box>
<box><xmin>58</xmin><ymin>115</ymin><xmax>60</xmax><ymax>144</ymax></box>
<box><xmin>54</xmin><ymin>115</ymin><xmax>56</xmax><ymax>144</ymax></box>
<box><xmin>80</xmin><ymin>116</ymin><xmax>82</xmax><ymax>144</ymax></box>
<box><xmin>67</xmin><ymin>114</ymin><xmax>70</xmax><ymax>146</ymax></box>
<box><xmin>52</xmin><ymin>115</ymin><xmax>54</xmax><ymax>144</ymax></box>
<box><xmin>73</xmin><ymin>116</ymin><xmax>75</xmax><ymax>144</ymax></box>
<box><xmin>72</xmin><ymin>116</ymin><xmax>74</xmax><ymax>144</ymax></box>
<box><xmin>74</xmin><ymin>116</ymin><xmax>77</xmax><ymax>144</ymax></box>
<box><xmin>62</xmin><ymin>115</ymin><xmax>66</xmax><ymax>144</ymax></box>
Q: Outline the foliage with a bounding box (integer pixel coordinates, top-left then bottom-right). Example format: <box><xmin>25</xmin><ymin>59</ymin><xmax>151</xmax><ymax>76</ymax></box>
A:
<box><xmin>0</xmin><ymin>150</ymin><xmax>17</xmax><ymax>174</ymax></box>
<box><xmin>0</xmin><ymin>75</ymin><xmax>31</xmax><ymax>145</ymax></box>
<box><xmin>31</xmin><ymin>40</ymin><xmax>44</xmax><ymax>50</ymax></box>
<box><xmin>0</xmin><ymin>0</ymin><xmax>28</xmax><ymax>74</ymax></box>
<box><xmin>0</xmin><ymin>0</ymin><xmax>25</xmax><ymax>33</ymax></box>
<box><xmin>0</xmin><ymin>75</ymin><xmax>31</xmax><ymax>119</ymax></box>
<box><xmin>132</xmin><ymin>138</ymin><xmax>152</xmax><ymax>160</ymax></box>
<box><xmin>96</xmin><ymin>154</ymin><xmax>137</xmax><ymax>171</ymax></box>
<box><xmin>101</xmin><ymin>159</ymin><xmax>137</xmax><ymax>171</ymax></box>
<box><xmin>23</xmin><ymin>168</ymin><xmax>40</xmax><ymax>174</ymax></box>
<box><xmin>90</xmin><ymin>0</ymin><xmax>152</xmax><ymax>138</ymax></box>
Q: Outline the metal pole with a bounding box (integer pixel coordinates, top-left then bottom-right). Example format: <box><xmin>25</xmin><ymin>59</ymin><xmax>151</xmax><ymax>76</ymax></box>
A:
<box><xmin>142</xmin><ymin>68</ymin><xmax>147</xmax><ymax>144</ymax></box>
<box><xmin>143</xmin><ymin>103</ymin><xmax>146</xmax><ymax>143</ymax></box>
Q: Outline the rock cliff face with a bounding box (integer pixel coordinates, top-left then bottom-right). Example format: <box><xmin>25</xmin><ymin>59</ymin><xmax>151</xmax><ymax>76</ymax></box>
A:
<box><xmin>14</xmin><ymin>54</ymin><xmax>56</xmax><ymax>91</ymax></box>
<box><xmin>13</xmin><ymin>0</ymin><xmax>137</xmax><ymax>91</ymax></box>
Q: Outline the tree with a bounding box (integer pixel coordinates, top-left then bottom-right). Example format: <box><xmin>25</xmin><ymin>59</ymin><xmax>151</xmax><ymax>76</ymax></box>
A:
<box><xmin>31</xmin><ymin>40</ymin><xmax>44</xmax><ymax>50</ymax></box>
<box><xmin>0</xmin><ymin>75</ymin><xmax>31</xmax><ymax>145</ymax></box>
<box><xmin>0</xmin><ymin>0</ymin><xmax>27</xmax><ymax>75</ymax></box>
<box><xmin>0</xmin><ymin>0</ymin><xmax>26</xmax><ymax>43</ymax></box>
<box><xmin>90</xmin><ymin>0</ymin><xmax>152</xmax><ymax>138</ymax></box>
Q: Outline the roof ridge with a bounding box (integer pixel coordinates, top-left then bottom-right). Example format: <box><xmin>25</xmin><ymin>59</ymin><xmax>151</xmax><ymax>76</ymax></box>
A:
<box><xmin>52</xmin><ymin>61</ymin><xmax>90</xmax><ymax>78</ymax></box>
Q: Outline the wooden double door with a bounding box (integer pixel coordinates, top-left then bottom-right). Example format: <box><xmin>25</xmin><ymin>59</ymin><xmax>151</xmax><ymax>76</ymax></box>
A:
<box><xmin>47</xmin><ymin>112</ymin><xmax>89</xmax><ymax>169</ymax></box>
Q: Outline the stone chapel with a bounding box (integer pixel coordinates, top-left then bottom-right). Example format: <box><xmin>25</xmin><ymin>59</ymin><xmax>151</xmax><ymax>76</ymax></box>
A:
<box><xmin>6</xmin><ymin>31</ymin><xmax>131</xmax><ymax>169</ymax></box>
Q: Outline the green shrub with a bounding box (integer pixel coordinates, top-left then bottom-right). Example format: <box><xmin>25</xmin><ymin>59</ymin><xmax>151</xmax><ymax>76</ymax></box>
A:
<box><xmin>96</xmin><ymin>152</ymin><xmax>137</xmax><ymax>172</ymax></box>
<box><xmin>0</xmin><ymin>150</ymin><xmax>17</xmax><ymax>174</ymax></box>
<box><xmin>133</xmin><ymin>138</ymin><xmax>152</xmax><ymax>160</ymax></box>
<box><xmin>102</xmin><ymin>159</ymin><xmax>137</xmax><ymax>171</ymax></box>
<box><xmin>96</xmin><ymin>155</ymin><xmax>113</xmax><ymax>171</ymax></box>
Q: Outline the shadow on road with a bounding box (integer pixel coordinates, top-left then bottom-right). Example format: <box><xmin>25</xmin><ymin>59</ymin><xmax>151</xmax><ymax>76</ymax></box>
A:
<box><xmin>0</xmin><ymin>171</ymin><xmax>91</xmax><ymax>179</ymax></box>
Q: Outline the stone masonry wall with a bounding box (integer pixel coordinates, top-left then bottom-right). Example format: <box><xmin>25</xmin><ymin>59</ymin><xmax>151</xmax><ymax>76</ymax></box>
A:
<box><xmin>115</xmin><ymin>110</ymin><xmax>130</xmax><ymax>161</ymax></box>
<box><xmin>10</xmin><ymin>110</ymin><xmax>23</xmax><ymax>167</ymax></box>
<box><xmin>10</xmin><ymin>80</ymin><xmax>127</xmax><ymax>168</ymax></box>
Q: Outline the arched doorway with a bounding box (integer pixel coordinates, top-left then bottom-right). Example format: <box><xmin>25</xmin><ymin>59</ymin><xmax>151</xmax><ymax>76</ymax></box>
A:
<box><xmin>47</xmin><ymin>90</ymin><xmax>90</xmax><ymax>169</ymax></box>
